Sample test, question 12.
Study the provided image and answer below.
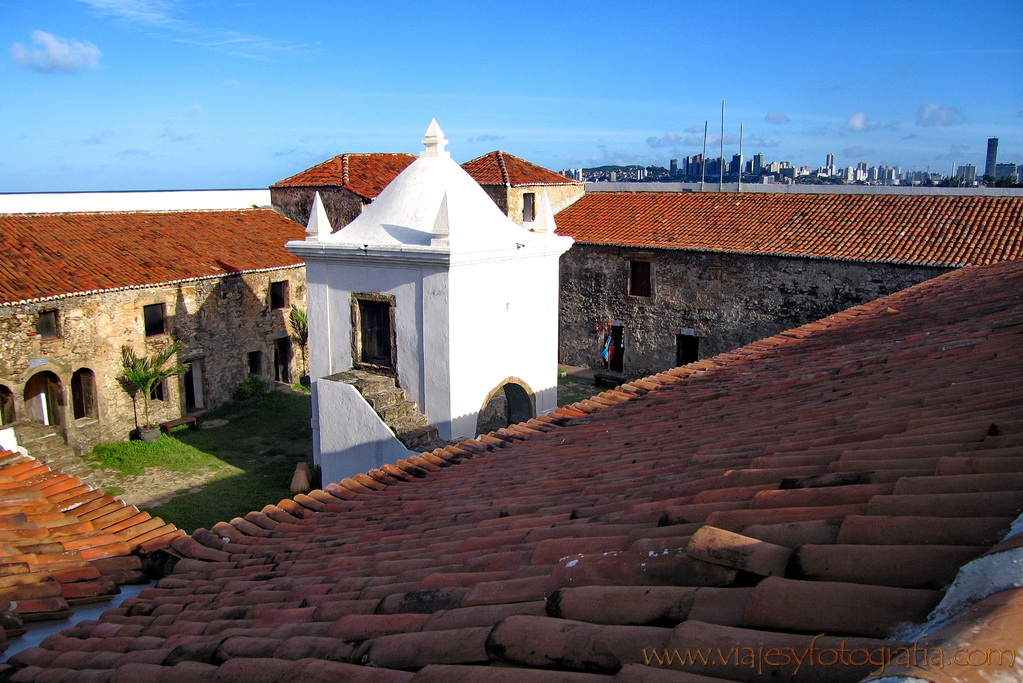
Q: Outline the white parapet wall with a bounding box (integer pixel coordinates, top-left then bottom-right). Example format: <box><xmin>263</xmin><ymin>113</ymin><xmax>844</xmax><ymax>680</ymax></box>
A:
<box><xmin>0</xmin><ymin>189</ymin><xmax>272</xmax><ymax>213</ymax></box>
<box><xmin>316</xmin><ymin>378</ymin><xmax>411</xmax><ymax>485</ymax></box>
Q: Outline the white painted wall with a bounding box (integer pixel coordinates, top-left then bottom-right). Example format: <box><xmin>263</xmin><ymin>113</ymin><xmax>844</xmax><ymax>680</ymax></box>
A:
<box><xmin>0</xmin><ymin>189</ymin><xmax>271</xmax><ymax>213</ymax></box>
<box><xmin>290</xmin><ymin>121</ymin><xmax>572</xmax><ymax>480</ymax></box>
<box><xmin>316</xmin><ymin>379</ymin><xmax>410</xmax><ymax>486</ymax></box>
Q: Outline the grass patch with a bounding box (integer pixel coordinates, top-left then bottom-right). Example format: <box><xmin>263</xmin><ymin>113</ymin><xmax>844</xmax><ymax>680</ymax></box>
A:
<box><xmin>87</xmin><ymin>437</ymin><xmax>230</xmax><ymax>477</ymax></box>
<box><xmin>557</xmin><ymin>372</ymin><xmax>598</xmax><ymax>407</ymax></box>
<box><xmin>148</xmin><ymin>391</ymin><xmax>312</xmax><ymax>531</ymax></box>
<box><xmin>85</xmin><ymin>390</ymin><xmax>312</xmax><ymax>533</ymax></box>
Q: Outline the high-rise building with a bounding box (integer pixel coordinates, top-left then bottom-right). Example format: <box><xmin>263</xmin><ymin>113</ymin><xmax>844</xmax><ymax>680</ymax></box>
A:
<box><xmin>730</xmin><ymin>154</ymin><xmax>743</xmax><ymax>175</ymax></box>
<box><xmin>669</xmin><ymin>159</ymin><xmax>678</xmax><ymax>178</ymax></box>
<box><xmin>752</xmin><ymin>154</ymin><xmax>763</xmax><ymax>175</ymax></box>
<box><xmin>985</xmin><ymin>137</ymin><xmax>999</xmax><ymax>178</ymax></box>
<box><xmin>957</xmin><ymin>164</ymin><xmax>977</xmax><ymax>184</ymax></box>
<box><xmin>995</xmin><ymin>163</ymin><xmax>1019</xmax><ymax>182</ymax></box>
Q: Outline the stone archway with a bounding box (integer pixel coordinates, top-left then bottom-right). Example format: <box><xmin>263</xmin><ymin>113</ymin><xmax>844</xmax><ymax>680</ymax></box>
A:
<box><xmin>24</xmin><ymin>371</ymin><xmax>64</xmax><ymax>427</ymax></box>
<box><xmin>476</xmin><ymin>377</ymin><xmax>536</xmax><ymax>435</ymax></box>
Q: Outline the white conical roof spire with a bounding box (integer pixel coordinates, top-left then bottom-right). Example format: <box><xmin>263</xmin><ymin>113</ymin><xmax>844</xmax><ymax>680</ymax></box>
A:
<box><xmin>306</xmin><ymin>191</ymin><xmax>332</xmax><ymax>240</ymax></box>
<box><xmin>421</xmin><ymin>119</ymin><xmax>449</xmax><ymax>158</ymax></box>
<box><xmin>530</xmin><ymin>189</ymin><xmax>558</xmax><ymax>235</ymax></box>
<box><xmin>431</xmin><ymin>191</ymin><xmax>450</xmax><ymax>242</ymax></box>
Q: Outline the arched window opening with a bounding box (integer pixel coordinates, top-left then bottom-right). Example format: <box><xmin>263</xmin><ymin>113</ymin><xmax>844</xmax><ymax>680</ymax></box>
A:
<box><xmin>24</xmin><ymin>372</ymin><xmax>63</xmax><ymax>427</ymax></box>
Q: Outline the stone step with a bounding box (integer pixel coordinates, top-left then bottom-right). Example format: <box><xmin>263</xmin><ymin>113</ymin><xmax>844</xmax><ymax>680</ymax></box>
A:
<box><xmin>390</xmin><ymin>414</ymin><xmax>430</xmax><ymax>435</ymax></box>
<box><xmin>362</xmin><ymin>387</ymin><xmax>405</xmax><ymax>412</ymax></box>
<box><xmin>378</xmin><ymin>401</ymin><xmax>419</xmax><ymax>423</ymax></box>
<box><xmin>398</xmin><ymin>425</ymin><xmax>440</xmax><ymax>451</ymax></box>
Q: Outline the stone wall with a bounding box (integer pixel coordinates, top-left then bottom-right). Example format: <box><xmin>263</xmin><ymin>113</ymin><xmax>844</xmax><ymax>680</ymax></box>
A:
<box><xmin>506</xmin><ymin>184</ymin><xmax>586</xmax><ymax>226</ymax></box>
<box><xmin>559</xmin><ymin>245</ymin><xmax>951</xmax><ymax>378</ymax></box>
<box><xmin>0</xmin><ymin>266</ymin><xmax>306</xmax><ymax>453</ymax></box>
<box><xmin>270</xmin><ymin>186</ymin><xmax>366</xmax><ymax>232</ymax></box>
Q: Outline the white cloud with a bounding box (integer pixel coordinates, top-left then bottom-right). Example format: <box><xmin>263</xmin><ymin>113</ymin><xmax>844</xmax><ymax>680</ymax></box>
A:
<box><xmin>87</xmin><ymin>130</ymin><xmax>116</xmax><ymax>144</ymax></box>
<box><xmin>745</xmin><ymin>135</ymin><xmax>781</xmax><ymax>148</ymax></box>
<box><xmin>11</xmin><ymin>30</ymin><xmax>101</xmax><ymax>74</ymax></box>
<box><xmin>843</xmin><ymin>145</ymin><xmax>875</xmax><ymax>158</ymax></box>
<box><xmin>843</xmin><ymin>112</ymin><xmax>897</xmax><ymax>132</ymax></box>
<box><xmin>648</xmin><ymin>130</ymin><xmax>744</xmax><ymax>149</ymax></box>
<box><xmin>466</xmin><ymin>134</ymin><xmax>504</xmax><ymax>143</ymax></box>
<box><xmin>765</xmin><ymin>112</ymin><xmax>790</xmax><ymax>124</ymax></box>
<box><xmin>161</xmin><ymin>125</ymin><xmax>194</xmax><ymax>142</ymax></box>
<box><xmin>115</xmin><ymin>148</ymin><xmax>152</xmax><ymax>160</ymax></box>
<box><xmin>74</xmin><ymin>0</ymin><xmax>180</xmax><ymax>26</ymax></box>
<box><xmin>76</xmin><ymin>0</ymin><xmax>310</xmax><ymax>60</ymax></box>
<box><xmin>917</xmin><ymin>104</ymin><xmax>962</xmax><ymax>127</ymax></box>
<box><xmin>935</xmin><ymin>143</ymin><xmax>969</xmax><ymax>160</ymax></box>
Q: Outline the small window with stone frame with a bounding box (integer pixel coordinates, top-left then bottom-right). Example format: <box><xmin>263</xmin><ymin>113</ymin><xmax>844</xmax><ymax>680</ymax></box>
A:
<box><xmin>270</xmin><ymin>281</ymin><xmax>289</xmax><ymax>310</ymax></box>
<box><xmin>36</xmin><ymin>310</ymin><xmax>59</xmax><ymax>340</ymax></box>
<box><xmin>143</xmin><ymin>303</ymin><xmax>166</xmax><ymax>337</ymax></box>
<box><xmin>629</xmin><ymin>260</ymin><xmax>653</xmax><ymax>298</ymax></box>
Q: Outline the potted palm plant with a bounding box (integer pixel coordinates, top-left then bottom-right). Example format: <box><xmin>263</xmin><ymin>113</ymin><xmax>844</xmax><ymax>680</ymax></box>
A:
<box><xmin>121</xmin><ymin>341</ymin><xmax>189</xmax><ymax>442</ymax></box>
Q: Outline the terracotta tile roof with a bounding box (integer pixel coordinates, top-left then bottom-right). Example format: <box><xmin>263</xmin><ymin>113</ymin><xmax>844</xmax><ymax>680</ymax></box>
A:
<box><xmin>270</xmin><ymin>153</ymin><xmax>417</xmax><ymax>200</ymax></box>
<box><xmin>7</xmin><ymin>258</ymin><xmax>1023</xmax><ymax>680</ymax></box>
<box><xmin>460</xmin><ymin>151</ymin><xmax>578</xmax><ymax>187</ymax></box>
<box><xmin>272</xmin><ymin>151</ymin><xmax>576</xmax><ymax>201</ymax></box>
<box><xmin>0</xmin><ymin>451</ymin><xmax>183</xmax><ymax>643</ymax></box>
<box><xmin>0</xmin><ymin>209</ymin><xmax>306</xmax><ymax>304</ymax></box>
<box><xmin>555</xmin><ymin>191</ymin><xmax>1023</xmax><ymax>267</ymax></box>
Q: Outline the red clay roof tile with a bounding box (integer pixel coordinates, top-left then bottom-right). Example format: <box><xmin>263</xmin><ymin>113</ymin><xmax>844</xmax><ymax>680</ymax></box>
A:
<box><xmin>10</xmin><ymin>257</ymin><xmax>1023</xmax><ymax>680</ymax></box>
<box><xmin>460</xmin><ymin>151</ymin><xmax>577</xmax><ymax>187</ymax></box>
<box><xmin>555</xmin><ymin>191</ymin><xmax>1023</xmax><ymax>267</ymax></box>
<box><xmin>0</xmin><ymin>209</ymin><xmax>305</xmax><ymax>304</ymax></box>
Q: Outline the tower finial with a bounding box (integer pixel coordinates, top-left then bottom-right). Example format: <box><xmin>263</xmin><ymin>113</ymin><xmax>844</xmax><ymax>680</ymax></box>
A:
<box><xmin>306</xmin><ymin>191</ymin><xmax>332</xmax><ymax>240</ymax></box>
<box><xmin>421</xmin><ymin>119</ymin><xmax>449</xmax><ymax>158</ymax></box>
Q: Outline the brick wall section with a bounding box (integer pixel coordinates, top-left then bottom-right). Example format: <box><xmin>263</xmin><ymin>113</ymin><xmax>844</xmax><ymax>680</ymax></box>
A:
<box><xmin>559</xmin><ymin>244</ymin><xmax>950</xmax><ymax>377</ymax></box>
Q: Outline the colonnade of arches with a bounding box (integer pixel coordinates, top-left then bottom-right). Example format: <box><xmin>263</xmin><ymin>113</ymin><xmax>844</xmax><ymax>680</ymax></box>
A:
<box><xmin>0</xmin><ymin>368</ymin><xmax>98</xmax><ymax>429</ymax></box>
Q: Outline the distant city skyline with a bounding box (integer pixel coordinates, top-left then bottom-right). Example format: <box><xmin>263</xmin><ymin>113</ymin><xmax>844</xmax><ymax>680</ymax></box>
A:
<box><xmin>1</xmin><ymin>1</ymin><xmax>1021</xmax><ymax>192</ymax></box>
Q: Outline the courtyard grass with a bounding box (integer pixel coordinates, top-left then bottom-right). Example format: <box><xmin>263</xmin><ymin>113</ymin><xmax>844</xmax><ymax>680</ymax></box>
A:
<box><xmin>85</xmin><ymin>390</ymin><xmax>312</xmax><ymax>533</ymax></box>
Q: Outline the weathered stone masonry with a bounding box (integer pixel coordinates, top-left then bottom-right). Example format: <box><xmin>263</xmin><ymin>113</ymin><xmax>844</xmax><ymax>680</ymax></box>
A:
<box><xmin>558</xmin><ymin>244</ymin><xmax>951</xmax><ymax>378</ymax></box>
<box><xmin>0</xmin><ymin>267</ymin><xmax>305</xmax><ymax>453</ymax></box>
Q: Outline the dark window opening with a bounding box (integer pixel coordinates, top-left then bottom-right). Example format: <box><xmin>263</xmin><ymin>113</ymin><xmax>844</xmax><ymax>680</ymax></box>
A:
<box><xmin>36</xmin><ymin>310</ymin><xmax>58</xmax><ymax>340</ymax></box>
<box><xmin>629</xmin><ymin>261</ymin><xmax>652</xmax><ymax>297</ymax></box>
<box><xmin>357</xmin><ymin>298</ymin><xmax>394</xmax><ymax>369</ymax></box>
<box><xmin>71</xmin><ymin>369</ymin><xmax>98</xmax><ymax>420</ymax></box>
<box><xmin>270</xmin><ymin>281</ymin><xmax>289</xmax><ymax>310</ymax></box>
<box><xmin>150</xmin><ymin>380</ymin><xmax>165</xmax><ymax>402</ymax></box>
<box><xmin>523</xmin><ymin>192</ymin><xmax>536</xmax><ymax>222</ymax></box>
<box><xmin>609</xmin><ymin>324</ymin><xmax>624</xmax><ymax>373</ymax></box>
<box><xmin>144</xmin><ymin>303</ymin><xmax>166</xmax><ymax>337</ymax></box>
<box><xmin>274</xmin><ymin>338</ymin><xmax>292</xmax><ymax>384</ymax></box>
<box><xmin>676</xmin><ymin>333</ymin><xmax>700</xmax><ymax>366</ymax></box>
<box><xmin>0</xmin><ymin>386</ymin><xmax>14</xmax><ymax>425</ymax></box>
<box><xmin>248</xmin><ymin>350</ymin><xmax>263</xmax><ymax>376</ymax></box>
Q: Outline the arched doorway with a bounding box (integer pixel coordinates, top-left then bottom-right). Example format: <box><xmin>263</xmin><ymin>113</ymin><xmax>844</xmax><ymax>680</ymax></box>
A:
<box><xmin>0</xmin><ymin>385</ymin><xmax>14</xmax><ymax>425</ymax></box>
<box><xmin>24</xmin><ymin>372</ymin><xmax>64</xmax><ymax>427</ymax></box>
<box><xmin>476</xmin><ymin>378</ymin><xmax>536</xmax><ymax>435</ymax></box>
<box><xmin>71</xmin><ymin>368</ymin><xmax>98</xmax><ymax>420</ymax></box>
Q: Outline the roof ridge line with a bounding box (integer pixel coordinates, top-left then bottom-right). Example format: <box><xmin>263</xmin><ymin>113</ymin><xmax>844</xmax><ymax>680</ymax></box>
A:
<box><xmin>495</xmin><ymin>151</ymin><xmax>511</xmax><ymax>187</ymax></box>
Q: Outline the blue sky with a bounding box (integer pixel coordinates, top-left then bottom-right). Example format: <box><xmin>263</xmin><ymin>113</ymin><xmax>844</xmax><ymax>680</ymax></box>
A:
<box><xmin>2</xmin><ymin>0</ymin><xmax>1021</xmax><ymax>192</ymax></box>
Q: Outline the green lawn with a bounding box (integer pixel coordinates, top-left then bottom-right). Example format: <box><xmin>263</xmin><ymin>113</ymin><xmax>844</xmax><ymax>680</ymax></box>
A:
<box><xmin>86</xmin><ymin>390</ymin><xmax>312</xmax><ymax>533</ymax></box>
